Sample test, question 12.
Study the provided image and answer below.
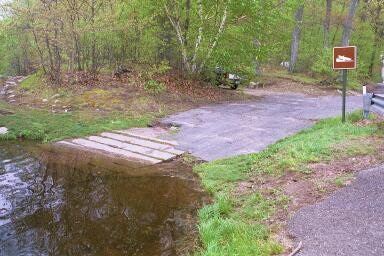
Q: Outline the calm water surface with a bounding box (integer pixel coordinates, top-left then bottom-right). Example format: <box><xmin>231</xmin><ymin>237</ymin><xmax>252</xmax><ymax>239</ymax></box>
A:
<box><xmin>0</xmin><ymin>143</ymin><xmax>205</xmax><ymax>256</ymax></box>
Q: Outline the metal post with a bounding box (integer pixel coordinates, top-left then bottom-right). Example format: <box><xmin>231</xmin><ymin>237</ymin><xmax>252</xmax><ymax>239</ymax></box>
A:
<box><xmin>342</xmin><ymin>69</ymin><xmax>347</xmax><ymax>123</ymax></box>
<box><xmin>363</xmin><ymin>93</ymin><xmax>373</xmax><ymax>119</ymax></box>
<box><xmin>381</xmin><ymin>56</ymin><xmax>384</xmax><ymax>84</ymax></box>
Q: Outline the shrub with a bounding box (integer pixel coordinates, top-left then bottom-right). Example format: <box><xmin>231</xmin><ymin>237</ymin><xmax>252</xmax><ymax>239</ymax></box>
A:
<box><xmin>144</xmin><ymin>80</ymin><xmax>166</xmax><ymax>94</ymax></box>
<box><xmin>156</xmin><ymin>60</ymin><xmax>171</xmax><ymax>75</ymax></box>
<box><xmin>311</xmin><ymin>49</ymin><xmax>335</xmax><ymax>78</ymax></box>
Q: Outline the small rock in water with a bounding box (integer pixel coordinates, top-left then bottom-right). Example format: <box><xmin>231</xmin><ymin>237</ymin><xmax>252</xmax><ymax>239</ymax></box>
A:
<box><xmin>0</xmin><ymin>127</ymin><xmax>8</xmax><ymax>135</ymax></box>
<box><xmin>8</xmin><ymin>95</ymin><xmax>15</xmax><ymax>98</ymax></box>
<box><xmin>42</xmin><ymin>99</ymin><xmax>48</xmax><ymax>103</ymax></box>
<box><xmin>9</xmin><ymin>100</ymin><xmax>16</xmax><ymax>103</ymax></box>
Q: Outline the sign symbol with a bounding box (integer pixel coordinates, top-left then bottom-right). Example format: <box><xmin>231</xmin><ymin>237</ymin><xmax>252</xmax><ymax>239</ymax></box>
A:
<box><xmin>333</xmin><ymin>46</ymin><xmax>357</xmax><ymax>70</ymax></box>
<box><xmin>336</xmin><ymin>55</ymin><xmax>353</xmax><ymax>63</ymax></box>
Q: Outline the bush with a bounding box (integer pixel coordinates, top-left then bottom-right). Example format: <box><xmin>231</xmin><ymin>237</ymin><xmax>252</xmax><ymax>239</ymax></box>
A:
<box><xmin>311</xmin><ymin>49</ymin><xmax>336</xmax><ymax>78</ymax></box>
<box><xmin>144</xmin><ymin>80</ymin><xmax>166</xmax><ymax>94</ymax></box>
<box><xmin>156</xmin><ymin>60</ymin><xmax>171</xmax><ymax>75</ymax></box>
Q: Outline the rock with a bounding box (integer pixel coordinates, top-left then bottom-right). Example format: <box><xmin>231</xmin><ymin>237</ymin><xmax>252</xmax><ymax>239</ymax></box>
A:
<box><xmin>249</xmin><ymin>81</ymin><xmax>262</xmax><ymax>89</ymax></box>
<box><xmin>54</xmin><ymin>99</ymin><xmax>60</xmax><ymax>103</ymax></box>
<box><xmin>8</xmin><ymin>95</ymin><xmax>15</xmax><ymax>98</ymax></box>
<box><xmin>17</xmin><ymin>77</ymin><xmax>26</xmax><ymax>83</ymax></box>
<box><xmin>51</xmin><ymin>94</ymin><xmax>60</xmax><ymax>99</ymax></box>
<box><xmin>6</xmin><ymin>81</ymin><xmax>16</xmax><ymax>86</ymax></box>
<box><xmin>42</xmin><ymin>99</ymin><xmax>48</xmax><ymax>103</ymax></box>
<box><xmin>0</xmin><ymin>127</ymin><xmax>8</xmax><ymax>135</ymax></box>
<box><xmin>9</xmin><ymin>100</ymin><xmax>16</xmax><ymax>103</ymax></box>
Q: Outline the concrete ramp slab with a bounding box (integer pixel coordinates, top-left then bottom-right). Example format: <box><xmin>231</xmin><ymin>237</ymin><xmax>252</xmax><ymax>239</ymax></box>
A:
<box><xmin>87</xmin><ymin>136</ymin><xmax>176</xmax><ymax>160</ymax></box>
<box><xmin>55</xmin><ymin>128</ymin><xmax>184</xmax><ymax>165</ymax></box>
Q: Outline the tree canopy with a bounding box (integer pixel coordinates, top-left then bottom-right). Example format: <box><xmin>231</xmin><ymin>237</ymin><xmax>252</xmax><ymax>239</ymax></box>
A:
<box><xmin>0</xmin><ymin>0</ymin><xmax>383</xmax><ymax>84</ymax></box>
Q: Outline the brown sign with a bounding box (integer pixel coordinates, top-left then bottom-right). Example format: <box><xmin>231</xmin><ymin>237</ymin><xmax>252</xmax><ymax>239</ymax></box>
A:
<box><xmin>333</xmin><ymin>46</ymin><xmax>357</xmax><ymax>70</ymax></box>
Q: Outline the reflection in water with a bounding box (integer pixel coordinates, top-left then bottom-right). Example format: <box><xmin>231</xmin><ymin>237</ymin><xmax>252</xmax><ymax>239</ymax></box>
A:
<box><xmin>0</xmin><ymin>143</ymin><xmax>204</xmax><ymax>255</ymax></box>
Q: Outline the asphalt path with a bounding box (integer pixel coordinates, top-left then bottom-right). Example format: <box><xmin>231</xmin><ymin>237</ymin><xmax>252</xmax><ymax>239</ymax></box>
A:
<box><xmin>162</xmin><ymin>93</ymin><xmax>362</xmax><ymax>161</ymax></box>
<box><xmin>289</xmin><ymin>165</ymin><xmax>384</xmax><ymax>256</ymax></box>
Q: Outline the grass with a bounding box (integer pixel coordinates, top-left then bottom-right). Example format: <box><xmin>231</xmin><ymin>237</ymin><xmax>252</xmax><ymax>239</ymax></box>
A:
<box><xmin>263</xmin><ymin>68</ymin><xmax>365</xmax><ymax>91</ymax></box>
<box><xmin>19</xmin><ymin>71</ymin><xmax>45</xmax><ymax>91</ymax></box>
<box><xmin>0</xmin><ymin>101</ymin><xmax>152</xmax><ymax>142</ymax></box>
<box><xmin>261</xmin><ymin>68</ymin><xmax>320</xmax><ymax>85</ymax></box>
<box><xmin>267</xmin><ymin>69</ymin><xmax>320</xmax><ymax>85</ymax></box>
<box><xmin>334</xmin><ymin>174</ymin><xmax>354</xmax><ymax>188</ymax></box>
<box><xmin>194</xmin><ymin>111</ymin><xmax>378</xmax><ymax>255</ymax></box>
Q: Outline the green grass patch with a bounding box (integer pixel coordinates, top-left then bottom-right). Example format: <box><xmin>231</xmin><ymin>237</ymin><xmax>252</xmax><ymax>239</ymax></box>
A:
<box><xmin>19</xmin><ymin>71</ymin><xmax>45</xmax><ymax>91</ymax></box>
<box><xmin>0</xmin><ymin>101</ymin><xmax>152</xmax><ymax>142</ymax></box>
<box><xmin>263</xmin><ymin>69</ymin><xmax>320</xmax><ymax>85</ymax></box>
<box><xmin>195</xmin><ymin>111</ymin><xmax>378</xmax><ymax>255</ymax></box>
<box><xmin>197</xmin><ymin>192</ymin><xmax>283</xmax><ymax>256</ymax></box>
<box><xmin>18</xmin><ymin>71</ymin><xmax>70</xmax><ymax>99</ymax></box>
<box><xmin>334</xmin><ymin>174</ymin><xmax>354</xmax><ymax>188</ymax></box>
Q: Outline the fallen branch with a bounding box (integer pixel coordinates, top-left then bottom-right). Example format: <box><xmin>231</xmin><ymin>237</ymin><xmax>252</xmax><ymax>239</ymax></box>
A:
<box><xmin>288</xmin><ymin>241</ymin><xmax>303</xmax><ymax>256</ymax></box>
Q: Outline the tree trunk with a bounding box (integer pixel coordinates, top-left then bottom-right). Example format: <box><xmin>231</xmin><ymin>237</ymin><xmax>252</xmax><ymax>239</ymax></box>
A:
<box><xmin>369</xmin><ymin>34</ymin><xmax>378</xmax><ymax>78</ymax></box>
<box><xmin>341</xmin><ymin>0</ymin><xmax>359</xmax><ymax>46</ymax></box>
<box><xmin>184</xmin><ymin>0</ymin><xmax>191</xmax><ymax>47</ymax></box>
<box><xmin>324</xmin><ymin>0</ymin><xmax>332</xmax><ymax>48</ymax></box>
<box><xmin>289</xmin><ymin>4</ymin><xmax>304</xmax><ymax>73</ymax></box>
<box><xmin>91</xmin><ymin>0</ymin><xmax>97</xmax><ymax>75</ymax></box>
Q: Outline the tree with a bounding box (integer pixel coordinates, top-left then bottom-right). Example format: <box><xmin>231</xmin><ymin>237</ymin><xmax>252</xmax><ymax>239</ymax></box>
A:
<box><xmin>163</xmin><ymin>0</ymin><xmax>228</xmax><ymax>74</ymax></box>
<box><xmin>324</xmin><ymin>0</ymin><xmax>332</xmax><ymax>48</ymax></box>
<box><xmin>341</xmin><ymin>0</ymin><xmax>359</xmax><ymax>46</ymax></box>
<box><xmin>362</xmin><ymin>0</ymin><xmax>384</xmax><ymax>78</ymax></box>
<box><xmin>289</xmin><ymin>4</ymin><xmax>304</xmax><ymax>73</ymax></box>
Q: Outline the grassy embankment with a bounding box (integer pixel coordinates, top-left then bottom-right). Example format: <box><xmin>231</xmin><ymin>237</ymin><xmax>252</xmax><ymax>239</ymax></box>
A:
<box><xmin>194</xmin><ymin>112</ymin><xmax>381</xmax><ymax>255</ymax></box>
<box><xmin>263</xmin><ymin>68</ymin><xmax>363</xmax><ymax>90</ymax></box>
<box><xmin>0</xmin><ymin>73</ymin><xmax>152</xmax><ymax>142</ymax></box>
<box><xmin>0</xmin><ymin>70</ymin><xmax>247</xmax><ymax>142</ymax></box>
<box><xmin>0</xmin><ymin>100</ymin><xmax>152</xmax><ymax>142</ymax></box>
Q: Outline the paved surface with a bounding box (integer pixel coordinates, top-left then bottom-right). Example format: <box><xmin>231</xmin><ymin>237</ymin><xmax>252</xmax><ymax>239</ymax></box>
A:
<box><xmin>289</xmin><ymin>165</ymin><xmax>384</xmax><ymax>256</ymax></box>
<box><xmin>56</xmin><ymin>128</ymin><xmax>184</xmax><ymax>165</ymax></box>
<box><xmin>162</xmin><ymin>93</ymin><xmax>362</xmax><ymax>161</ymax></box>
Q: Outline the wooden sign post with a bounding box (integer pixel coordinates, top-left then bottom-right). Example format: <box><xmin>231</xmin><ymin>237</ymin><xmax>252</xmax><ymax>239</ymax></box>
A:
<box><xmin>333</xmin><ymin>46</ymin><xmax>357</xmax><ymax>123</ymax></box>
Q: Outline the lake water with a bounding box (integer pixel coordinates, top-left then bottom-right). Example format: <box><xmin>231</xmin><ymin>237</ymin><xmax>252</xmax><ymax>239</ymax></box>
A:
<box><xmin>0</xmin><ymin>142</ymin><xmax>205</xmax><ymax>255</ymax></box>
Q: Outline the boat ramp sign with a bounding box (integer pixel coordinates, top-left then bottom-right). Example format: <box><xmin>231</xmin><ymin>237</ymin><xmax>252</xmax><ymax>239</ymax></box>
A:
<box><xmin>333</xmin><ymin>46</ymin><xmax>357</xmax><ymax>70</ymax></box>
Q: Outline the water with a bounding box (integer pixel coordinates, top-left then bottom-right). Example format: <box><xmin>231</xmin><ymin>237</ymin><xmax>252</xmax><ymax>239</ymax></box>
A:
<box><xmin>0</xmin><ymin>143</ymin><xmax>205</xmax><ymax>256</ymax></box>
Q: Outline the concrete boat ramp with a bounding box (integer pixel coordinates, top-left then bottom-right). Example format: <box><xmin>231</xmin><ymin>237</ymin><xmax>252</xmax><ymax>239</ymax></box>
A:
<box><xmin>56</xmin><ymin>128</ymin><xmax>184</xmax><ymax>165</ymax></box>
